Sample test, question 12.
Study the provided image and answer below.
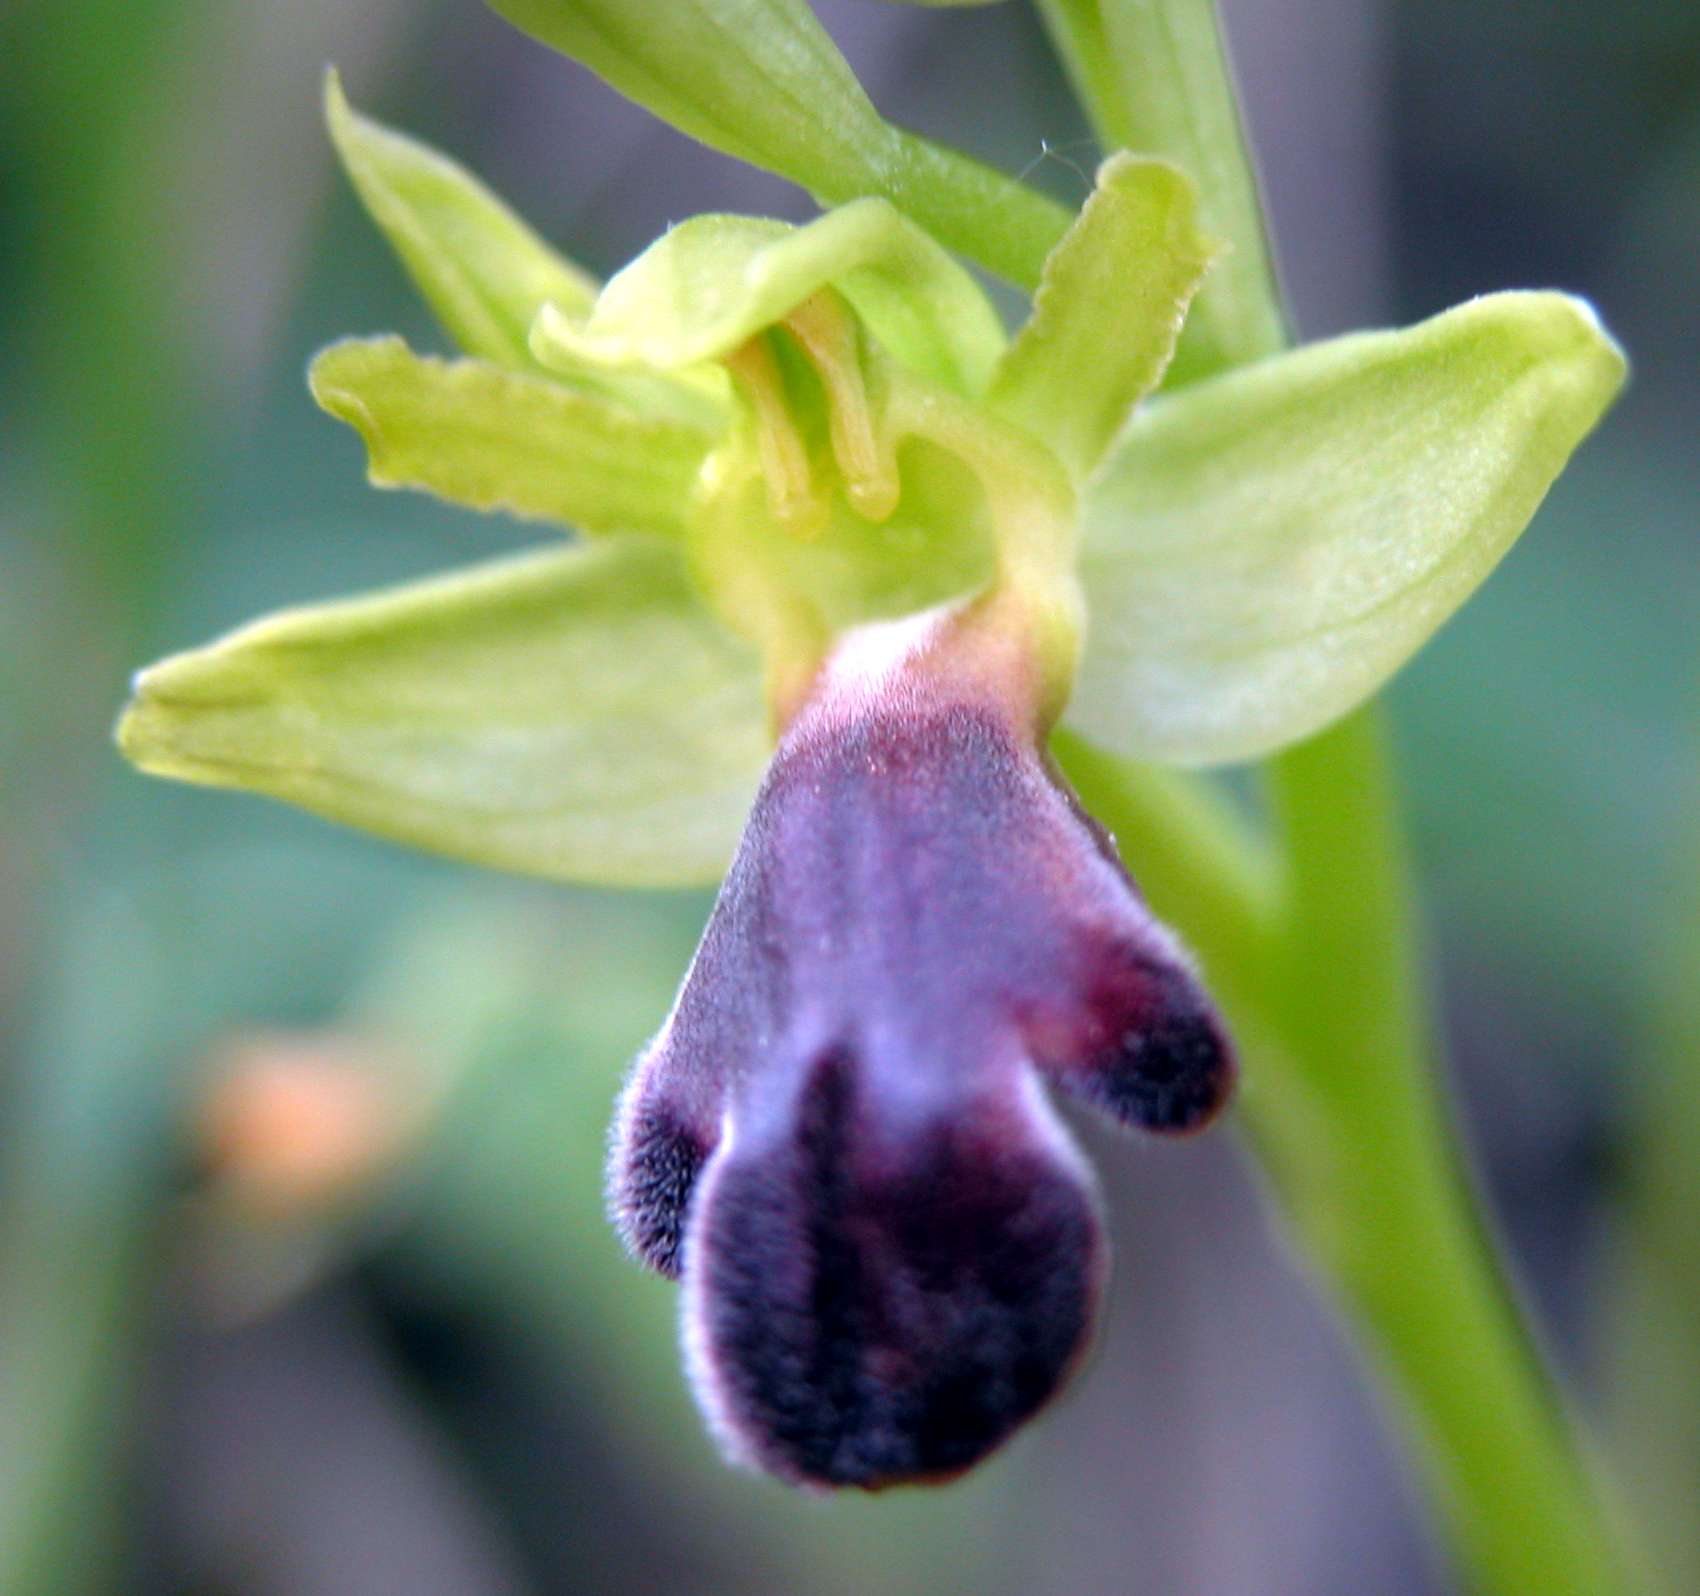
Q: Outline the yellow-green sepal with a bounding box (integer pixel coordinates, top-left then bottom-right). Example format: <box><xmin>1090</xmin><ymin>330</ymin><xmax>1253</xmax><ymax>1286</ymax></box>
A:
<box><xmin>117</xmin><ymin>539</ymin><xmax>771</xmax><ymax>886</ymax></box>
<box><xmin>325</xmin><ymin>68</ymin><xmax>596</xmax><ymax>369</ymax></box>
<box><xmin>1068</xmin><ymin>291</ymin><xmax>1628</xmax><ymax>765</ymax></box>
<box><xmin>309</xmin><ymin>337</ymin><xmax>720</xmax><ymax>539</ymax></box>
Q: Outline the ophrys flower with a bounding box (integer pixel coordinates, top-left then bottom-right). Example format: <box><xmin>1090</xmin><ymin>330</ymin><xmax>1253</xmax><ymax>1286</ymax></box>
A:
<box><xmin>118</xmin><ymin>55</ymin><xmax>1622</xmax><ymax>1489</ymax></box>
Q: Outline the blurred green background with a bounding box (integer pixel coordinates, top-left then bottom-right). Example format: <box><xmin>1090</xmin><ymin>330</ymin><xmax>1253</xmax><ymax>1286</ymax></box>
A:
<box><xmin>3</xmin><ymin>2</ymin><xmax>1697</xmax><ymax>1592</ymax></box>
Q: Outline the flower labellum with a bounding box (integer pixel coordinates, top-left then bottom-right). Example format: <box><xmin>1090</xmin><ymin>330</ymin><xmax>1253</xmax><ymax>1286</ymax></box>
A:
<box><xmin>610</xmin><ymin>595</ymin><xmax>1234</xmax><ymax>1488</ymax></box>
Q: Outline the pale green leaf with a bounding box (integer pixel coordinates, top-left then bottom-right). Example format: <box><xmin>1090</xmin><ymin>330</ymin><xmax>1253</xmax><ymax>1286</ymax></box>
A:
<box><xmin>117</xmin><ymin>539</ymin><xmax>771</xmax><ymax>887</ymax></box>
<box><xmin>990</xmin><ymin>154</ymin><xmax>1216</xmax><ymax>478</ymax></box>
<box><xmin>326</xmin><ymin>68</ymin><xmax>596</xmax><ymax>368</ymax></box>
<box><xmin>481</xmin><ymin>0</ymin><xmax>1071</xmax><ymax>290</ymax></box>
<box><xmin>309</xmin><ymin>337</ymin><xmax>718</xmax><ymax>539</ymax></box>
<box><xmin>533</xmin><ymin>201</ymin><xmax>1005</xmax><ymax>397</ymax></box>
<box><xmin>1070</xmin><ymin>292</ymin><xmax>1628</xmax><ymax>765</ymax></box>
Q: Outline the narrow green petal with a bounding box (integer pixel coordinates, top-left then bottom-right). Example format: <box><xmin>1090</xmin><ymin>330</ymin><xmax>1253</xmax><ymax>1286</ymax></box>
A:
<box><xmin>117</xmin><ymin>540</ymin><xmax>770</xmax><ymax>887</ymax></box>
<box><xmin>533</xmin><ymin>201</ymin><xmax>1005</xmax><ymax>397</ymax></box>
<box><xmin>482</xmin><ymin>0</ymin><xmax>1072</xmax><ymax>291</ymax></box>
<box><xmin>309</xmin><ymin>337</ymin><xmax>716</xmax><ymax>539</ymax></box>
<box><xmin>1071</xmin><ymin>291</ymin><xmax>1628</xmax><ymax>765</ymax></box>
<box><xmin>325</xmin><ymin>68</ymin><xmax>596</xmax><ymax>368</ymax></box>
<box><xmin>990</xmin><ymin>155</ymin><xmax>1217</xmax><ymax>478</ymax></box>
<box><xmin>1032</xmin><ymin>0</ymin><xmax>1286</xmax><ymax>383</ymax></box>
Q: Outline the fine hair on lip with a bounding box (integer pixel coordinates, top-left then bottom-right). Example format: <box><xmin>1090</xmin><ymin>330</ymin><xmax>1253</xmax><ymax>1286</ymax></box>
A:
<box><xmin>683</xmin><ymin>1044</ymin><xmax>1108</xmax><ymax>1490</ymax></box>
<box><xmin>609</xmin><ymin>601</ymin><xmax>1235</xmax><ymax>1488</ymax></box>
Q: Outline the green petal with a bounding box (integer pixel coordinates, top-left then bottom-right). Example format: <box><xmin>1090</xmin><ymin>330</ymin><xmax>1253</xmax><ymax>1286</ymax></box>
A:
<box><xmin>533</xmin><ymin>202</ymin><xmax>1004</xmax><ymax>397</ymax></box>
<box><xmin>117</xmin><ymin>539</ymin><xmax>770</xmax><ymax>887</ymax></box>
<box><xmin>990</xmin><ymin>155</ymin><xmax>1217</xmax><ymax>479</ymax></box>
<box><xmin>309</xmin><ymin>336</ymin><xmax>716</xmax><ymax>539</ymax></box>
<box><xmin>1031</xmin><ymin>0</ymin><xmax>1286</xmax><ymax>383</ymax></box>
<box><xmin>481</xmin><ymin>0</ymin><xmax>1071</xmax><ymax>291</ymax></box>
<box><xmin>1070</xmin><ymin>292</ymin><xmax>1628</xmax><ymax>765</ymax></box>
<box><xmin>325</xmin><ymin>68</ymin><xmax>596</xmax><ymax>368</ymax></box>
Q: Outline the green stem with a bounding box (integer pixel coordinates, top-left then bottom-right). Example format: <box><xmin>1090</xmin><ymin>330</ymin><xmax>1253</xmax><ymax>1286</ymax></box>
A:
<box><xmin>1031</xmin><ymin>0</ymin><xmax>1287</xmax><ymax>378</ymax></box>
<box><xmin>1036</xmin><ymin>3</ymin><xmax>1645</xmax><ymax>1587</ymax></box>
<box><xmin>1266</xmin><ymin>711</ymin><xmax>1643</xmax><ymax>1594</ymax></box>
<box><xmin>1063</xmin><ymin>717</ymin><xmax>1646</xmax><ymax>1595</ymax></box>
<box><xmin>0</xmin><ymin>1205</ymin><xmax>163</xmax><ymax>1594</ymax></box>
<box><xmin>884</xmin><ymin>130</ymin><xmax>1070</xmax><ymax>293</ymax></box>
<box><xmin>1604</xmin><ymin>811</ymin><xmax>1700</xmax><ymax>1591</ymax></box>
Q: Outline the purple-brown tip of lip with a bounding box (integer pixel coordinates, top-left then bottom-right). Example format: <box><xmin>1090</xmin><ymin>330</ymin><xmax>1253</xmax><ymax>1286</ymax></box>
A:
<box><xmin>1028</xmin><ymin>940</ymin><xmax>1238</xmax><ymax>1138</ymax></box>
<box><xmin>682</xmin><ymin>1052</ymin><xmax>1106</xmax><ymax>1490</ymax></box>
<box><xmin>609</xmin><ymin>1056</ymin><xmax>719</xmax><ymax>1279</ymax></box>
<box><xmin>1089</xmin><ymin>994</ymin><xmax>1237</xmax><ymax>1135</ymax></box>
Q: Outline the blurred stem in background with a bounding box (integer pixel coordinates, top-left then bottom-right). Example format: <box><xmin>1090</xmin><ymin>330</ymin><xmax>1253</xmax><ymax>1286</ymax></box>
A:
<box><xmin>1040</xmin><ymin>2</ymin><xmax>1646</xmax><ymax>1591</ymax></box>
<box><xmin>3</xmin><ymin>0</ymin><xmax>211</xmax><ymax>1037</ymax></box>
<box><xmin>5</xmin><ymin>2</ymin><xmax>408</xmax><ymax>1586</ymax></box>
<box><xmin>1608</xmin><ymin>803</ymin><xmax>1700</xmax><ymax>1592</ymax></box>
<box><xmin>10</xmin><ymin>0</ymin><xmax>206</xmax><ymax>656</ymax></box>
<box><xmin>2</xmin><ymin>4</ymin><xmax>217</xmax><ymax>1588</ymax></box>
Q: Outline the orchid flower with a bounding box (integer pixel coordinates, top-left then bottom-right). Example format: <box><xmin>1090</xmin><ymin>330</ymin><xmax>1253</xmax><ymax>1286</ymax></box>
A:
<box><xmin>118</xmin><ymin>12</ymin><xmax>1622</xmax><ymax>1495</ymax></box>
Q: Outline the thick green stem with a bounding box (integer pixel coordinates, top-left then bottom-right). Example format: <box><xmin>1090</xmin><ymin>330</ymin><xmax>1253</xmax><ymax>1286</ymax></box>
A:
<box><xmin>1062</xmin><ymin>717</ymin><xmax>1646</xmax><ymax>1594</ymax></box>
<box><xmin>1605</xmin><ymin>815</ymin><xmax>1700</xmax><ymax>1591</ymax></box>
<box><xmin>0</xmin><ymin>1206</ymin><xmax>162</xmax><ymax>1594</ymax></box>
<box><xmin>883</xmin><ymin>131</ymin><xmax>1069</xmax><ymax>292</ymax></box>
<box><xmin>1266</xmin><ymin>711</ymin><xmax>1644</xmax><ymax>1594</ymax></box>
<box><xmin>1035</xmin><ymin>3</ymin><xmax>1645</xmax><ymax>1587</ymax></box>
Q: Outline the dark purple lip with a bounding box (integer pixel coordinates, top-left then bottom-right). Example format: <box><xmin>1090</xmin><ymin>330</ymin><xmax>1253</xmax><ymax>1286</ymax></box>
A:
<box><xmin>608</xmin><ymin>611</ymin><xmax>1234</xmax><ymax>1488</ymax></box>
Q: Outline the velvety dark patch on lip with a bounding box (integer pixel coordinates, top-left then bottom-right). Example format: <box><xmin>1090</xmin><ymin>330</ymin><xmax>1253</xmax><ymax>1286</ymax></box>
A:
<box><xmin>1078</xmin><ymin>1005</ymin><xmax>1234</xmax><ymax>1133</ymax></box>
<box><xmin>614</xmin><ymin>1103</ymin><xmax>712</xmax><ymax>1279</ymax></box>
<box><xmin>691</xmin><ymin>1051</ymin><xmax>1102</xmax><ymax>1489</ymax></box>
<box><xmin>1040</xmin><ymin>950</ymin><xmax>1238</xmax><ymax>1136</ymax></box>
